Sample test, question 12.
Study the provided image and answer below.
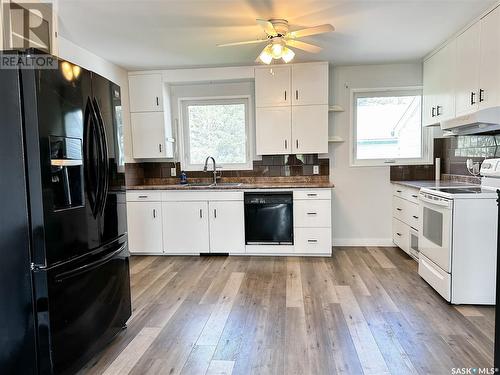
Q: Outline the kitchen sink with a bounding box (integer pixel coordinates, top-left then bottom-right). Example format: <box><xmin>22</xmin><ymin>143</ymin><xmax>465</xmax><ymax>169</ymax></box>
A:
<box><xmin>182</xmin><ymin>182</ymin><xmax>243</xmax><ymax>188</ymax></box>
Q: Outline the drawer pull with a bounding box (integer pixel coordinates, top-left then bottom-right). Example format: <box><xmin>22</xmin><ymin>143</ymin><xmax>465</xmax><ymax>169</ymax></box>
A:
<box><xmin>396</xmin><ymin>232</ymin><xmax>402</xmax><ymax>237</ymax></box>
<box><xmin>396</xmin><ymin>208</ymin><xmax>402</xmax><ymax>211</ymax></box>
<box><xmin>306</xmin><ymin>212</ymin><xmax>318</xmax><ymax>215</ymax></box>
<box><xmin>307</xmin><ymin>193</ymin><xmax>318</xmax><ymax>197</ymax></box>
<box><xmin>413</xmin><ymin>215</ymin><xmax>419</xmax><ymax>219</ymax></box>
<box><xmin>411</xmin><ymin>194</ymin><xmax>418</xmax><ymax>198</ymax></box>
<box><xmin>138</xmin><ymin>195</ymin><xmax>148</xmax><ymax>198</ymax></box>
<box><xmin>307</xmin><ymin>239</ymin><xmax>318</xmax><ymax>243</ymax></box>
<box><xmin>396</xmin><ymin>190</ymin><xmax>402</xmax><ymax>193</ymax></box>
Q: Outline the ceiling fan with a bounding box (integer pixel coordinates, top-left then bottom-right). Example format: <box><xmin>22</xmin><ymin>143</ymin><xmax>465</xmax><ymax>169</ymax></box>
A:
<box><xmin>217</xmin><ymin>19</ymin><xmax>334</xmax><ymax>64</ymax></box>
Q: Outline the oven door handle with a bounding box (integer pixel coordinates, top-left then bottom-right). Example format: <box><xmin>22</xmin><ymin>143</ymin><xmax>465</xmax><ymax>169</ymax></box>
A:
<box><xmin>418</xmin><ymin>194</ymin><xmax>451</xmax><ymax>208</ymax></box>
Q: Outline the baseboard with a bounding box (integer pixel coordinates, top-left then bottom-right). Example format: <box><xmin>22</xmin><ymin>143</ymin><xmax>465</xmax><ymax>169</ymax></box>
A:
<box><xmin>333</xmin><ymin>238</ymin><xmax>396</xmax><ymax>247</ymax></box>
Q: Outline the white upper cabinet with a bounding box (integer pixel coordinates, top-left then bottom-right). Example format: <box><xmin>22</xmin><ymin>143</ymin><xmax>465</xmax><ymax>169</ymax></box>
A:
<box><xmin>479</xmin><ymin>6</ymin><xmax>500</xmax><ymax>111</ymax></box>
<box><xmin>291</xmin><ymin>105</ymin><xmax>328</xmax><ymax>154</ymax></box>
<box><xmin>255</xmin><ymin>66</ymin><xmax>291</xmax><ymax>107</ymax></box>
<box><xmin>254</xmin><ymin>62</ymin><xmax>329</xmax><ymax>155</ymax></box>
<box><xmin>455</xmin><ymin>22</ymin><xmax>481</xmax><ymax>117</ymax></box>
<box><xmin>423</xmin><ymin>54</ymin><xmax>438</xmax><ymax>127</ymax></box>
<box><xmin>128</xmin><ymin>74</ymin><xmax>164</xmax><ymax>112</ymax></box>
<box><xmin>291</xmin><ymin>63</ymin><xmax>328</xmax><ymax>105</ymax></box>
<box><xmin>256</xmin><ymin>107</ymin><xmax>292</xmax><ymax>155</ymax></box>
<box><xmin>131</xmin><ymin>112</ymin><xmax>170</xmax><ymax>158</ymax></box>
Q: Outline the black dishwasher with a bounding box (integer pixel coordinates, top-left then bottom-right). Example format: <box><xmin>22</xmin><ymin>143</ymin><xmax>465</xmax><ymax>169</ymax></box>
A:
<box><xmin>244</xmin><ymin>192</ymin><xmax>293</xmax><ymax>245</ymax></box>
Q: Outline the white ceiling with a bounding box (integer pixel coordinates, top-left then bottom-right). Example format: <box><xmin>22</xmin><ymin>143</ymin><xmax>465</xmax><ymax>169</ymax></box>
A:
<box><xmin>58</xmin><ymin>0</ymin><xmax>497</xmax><ymax>70</ymax></box>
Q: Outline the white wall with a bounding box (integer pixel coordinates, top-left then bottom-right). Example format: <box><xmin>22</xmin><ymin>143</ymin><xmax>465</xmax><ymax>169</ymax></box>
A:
<box><xmin>57</xmin><ymin>36</ymin><xmax>133</xmax><ymax>163</ymax></box>
<box><xmin>329</xmin><ymin>63</ymin><xmax>423</xmax><ymax>246</ymax></box>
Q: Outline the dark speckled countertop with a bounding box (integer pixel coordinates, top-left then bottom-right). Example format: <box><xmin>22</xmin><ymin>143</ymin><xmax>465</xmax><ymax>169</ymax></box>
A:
<box><xmin>391</xmin><ymin>180</ymin><xmax>479</xmax><ymax>189</ymax></box>
<box><xmin>127</xmin><ymin>182</ymin><xmax>334</xmax><ymax>190</ymax></box>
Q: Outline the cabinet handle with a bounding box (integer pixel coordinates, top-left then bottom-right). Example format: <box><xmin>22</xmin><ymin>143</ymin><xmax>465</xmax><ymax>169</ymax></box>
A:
<box><xmin>479</xmin><ymin>89</ymin><xmax>485</xmax><ymax>103</ymax></box>
<box><xmin>284</xmin><ymin>139</ymin><xmax>287</xmax><ymax>149</ymax></box>
<box><xmin>431</xmin><ymin>107</ymin><xmax>436</xmax><ymax>117</ymax></box>
<box><xmin>307</xmin><ymin>239</ymin><xmax>318</xmax><ymax>243</ymax></box>
<box><xmin>153</xmin><ymin>209</ymin><xmax>156</xmax><ymax>218</ymax></box>
<box><xmin>307</xmin><ymin>193</ymin><xmax>318</xmax><ymax>197</ymax></box>
<box><xmin>436</xmin><ymin>105</ymin><xmax>441</xmax><ymax>116</ymax></box>
<box><xmin>396</xmin><ymin>232</ymin><xmax>402</xmax><ymax>237</ymax></box>
<box><xmin>159</xmin><ymin>144</ymin><xmax>162</xmax><ymax>153</ymax></box>
<box><xmin>307</xmin><ymin>212</ymin><xmax>317</xmax><ymax>215</ymax></box>
<box><xmin>214</xmin><ymin>209</ymin><xmax>217</xmax><ymax>218</ymax></box>
<box><xmin>396</xmin><ymin>190</ymin><xmax>402</xmax><ymax>193</ymax></box>
<box><xmin>396</xmin><ymin>208</ymin><xmax>402</xmax><ymax>211</ymax></box>
<box><xmin>295</xmin><ymin>90</ymin><xmax>298</xmax><ymax>100</ymax></box>
<box><xmin>471</xmin><ymin>91</ymin><xmax>476</xmax><ymax>105</ymax></box>
<box><xmin>199</xmin><ymin>209</ymin><xmax>203</xmax><ymax>218</ymax></box>
<box><xmin>138</xmin><ymin>195</ymin><xmax>148</xmax><ymax>198</ymax></box>
<box><xmin>156</xmin><ymin>96</ymin><xmax>159</xmax><ymax>106</ymax></box>
<box><xmin>296</xmin><ymin>139</ymin><xmax>299</xmax><ymax>149</ymax></box>
<box><xmin>411</xmin><ymin>194</ymin><xmax>418</xmax><ymax>198</ymax></box>
<box><xmin>284</xmin><ymin>90</ymin><xmax>287</xmax><ymax>101</ymax></box>
<box><xmin>413</xmin><ymin>215</ymin><xmax>419</xmax><ymax>219</ymax></box>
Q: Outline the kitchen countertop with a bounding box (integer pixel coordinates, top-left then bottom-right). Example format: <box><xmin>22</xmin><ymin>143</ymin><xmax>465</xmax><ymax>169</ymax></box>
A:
<box><xmin>391</xmin><ymin>180</ymin><xmax>479</xmax><ymax>189</ymax></box>
<box><xmin>127</xmin><ymin>182</ymin><xmax>334</xmax><ymax>190</ymax></box>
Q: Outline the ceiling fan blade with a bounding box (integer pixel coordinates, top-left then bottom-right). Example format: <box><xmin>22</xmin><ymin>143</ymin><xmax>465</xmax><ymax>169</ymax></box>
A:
<box><xmin>217</xmin><ymin>39</ymin><xmax>268</xmax><ymax>47</ymax></box>
<box><xmin>289</xmin><ymin>24</ymin><xmax>334</xmax><ymax>38</ymax></box>
<box><xmin>256</xmin><ymin>19</ymin><xmax>278</xmax><ymax>36</ymax></box>
<box><xmin>286</xmin><ymin>39</ymin><xmax>322</xmax><ymax>53</ymax></box>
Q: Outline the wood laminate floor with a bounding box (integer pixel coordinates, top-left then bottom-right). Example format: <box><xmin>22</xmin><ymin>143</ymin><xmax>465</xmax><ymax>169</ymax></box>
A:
<box><xmin>79</xmin><ymin>247</ymin><xmax>495</xmax><ymax>375</ymax></box>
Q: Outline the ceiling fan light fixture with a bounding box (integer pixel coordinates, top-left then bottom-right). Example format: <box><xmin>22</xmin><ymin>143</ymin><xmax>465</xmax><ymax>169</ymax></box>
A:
<box><xmin>259</xmin><ymin>45</ymin><xmax>273</xmax><ymax>64</ymax></box>
<box><xmin>281</xmin><ymin>47</ymin><xmax>295</xmax><ymax>63</ymax></box>
<box><xmin>271</xmin><ymin>42</ymin><xmax>284</xmax><ymax>59</ymax></box>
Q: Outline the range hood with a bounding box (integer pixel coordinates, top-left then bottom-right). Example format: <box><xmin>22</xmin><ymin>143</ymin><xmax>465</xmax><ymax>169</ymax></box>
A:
<box><xmin>440</xmin><ymin>106</ymin><xmax>500</xmax><ymax>135</ymax></box>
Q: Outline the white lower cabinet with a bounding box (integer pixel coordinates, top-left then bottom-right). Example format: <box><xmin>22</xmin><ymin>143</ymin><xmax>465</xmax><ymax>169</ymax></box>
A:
<box><xmin>208</xmin><ymin>201</ymin><xmax>245</xmax><ymax>254</ymax></box>
<box><xmin>294</xmin><ymin>228</ymin><xmax>331</xmax><ymax>255</ymax></box>
<box><xmin>126</xmin><ymin>201</ymin><xmax>163</xmax><ymax>254</ymax></box>
<box><xmin>392</xmin><ymin>184</ymin><xmax>419</xmax><ymax>260</ymax></box>
<box><xmin>162</xmin><ymin>201</ymin><xmax>210</xmax><ymax>254</ymax></box>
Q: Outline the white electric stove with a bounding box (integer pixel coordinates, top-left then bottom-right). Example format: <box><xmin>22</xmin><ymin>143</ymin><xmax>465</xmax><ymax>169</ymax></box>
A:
<box><xmin>417</xmin><ymin>158</ymin><xmax>500</xmax><ymax>305</ymax></box>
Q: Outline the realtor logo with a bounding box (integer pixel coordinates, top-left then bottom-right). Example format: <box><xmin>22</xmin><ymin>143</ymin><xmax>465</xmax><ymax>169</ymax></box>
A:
<box><xmin>2</xmin><ymin>1</ymin><xmax>53</xmax><ymax>53</ymax></box>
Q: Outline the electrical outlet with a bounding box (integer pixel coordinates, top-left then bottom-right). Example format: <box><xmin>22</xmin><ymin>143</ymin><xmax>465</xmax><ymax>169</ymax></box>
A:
<box><xmin>313</xmin><ymin>165</ymin><xmax>319</xmax><ymax>175</ymax></box>
<box><xmin>170</xmin><ymin>167</ymin><xmax>177</xmax><ymax>177</ymax></box>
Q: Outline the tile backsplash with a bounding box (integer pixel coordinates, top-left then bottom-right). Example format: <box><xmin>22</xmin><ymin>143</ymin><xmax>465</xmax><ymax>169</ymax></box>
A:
<box><xmin>391</xmin><ymin>134</ymin><xmax>500</xmax><ymax>181</ymax></box>
<box><xmin>125</xmin><ymin>154</ymin><xmax>330</xmax><ymax>186</ymax></box>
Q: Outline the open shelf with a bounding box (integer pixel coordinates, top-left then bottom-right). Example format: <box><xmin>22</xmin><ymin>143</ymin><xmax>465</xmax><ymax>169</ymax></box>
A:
<box><xmin>328</xmin><ymin>105</ymin><xmax>344</xmax><ymax>112</ymax></box>
<box><xmin>328</xmin><ymin>136</ymin><xmax>344</xmax><ymax>143</ymax></box>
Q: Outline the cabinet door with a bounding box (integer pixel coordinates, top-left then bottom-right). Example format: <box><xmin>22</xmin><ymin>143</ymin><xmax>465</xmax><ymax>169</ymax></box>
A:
<box><xmin>291</xmin><ymin>105</ymin><xmax>328</xmax><ymax>154</ymax></box>
<box><xmin>255</xmin><ymin>66</ymin><xmax>291</xmax><ymax>107</ymax></box>
<box><xmin>127</xmin><ymin>202</ymin><xmax>163</xmax><ymax>254</ymax></box>
<box><xmin>128</xmin><ymin>74</ymin><xmax>163</xmax><ymax>112</ymax></box>
<box><xmin>455</xmin><ymin>23</ymin><xmax>480</xmax><ymax>117</ymax></box>
<box><xmin>162</xmin><ymin>202</ymin><xmax>209</xmax><ymax>254</ymax></box>
<box><xmin>292</xmin><ymin>63</ymin><xmax>328</xmax><ymax>105</ymax></box>
<box><xmin>479</xmin><ymin>6</ymin><xmax>500</xmax><ymax>110</ymax></box>
<box><xmin>131</xmin><ymin>112</ymin><xmax>167</xmax><ymax>158</ymax></box>
<box><xmin>209</xmin><ymin>201</ymin><xmax>245</xmax><ymax>254</ymax></box>
<box><xmin>435</xmin><ymin>40</ymin><xmax>457</xmax><ymax>122</ymax></box>
<box><xmin>256</xmin><ymin>107</ymin><xmax>292</xmax><ymax>155</ymax></box>
<box><xmin>423</xmin><ymin>54</ymin><xmax>437</xmax><ymax>127</ymax></box>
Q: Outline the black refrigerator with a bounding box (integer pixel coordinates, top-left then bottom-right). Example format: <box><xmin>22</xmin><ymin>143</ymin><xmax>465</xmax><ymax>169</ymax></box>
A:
<box><xmin>0</xmin><ymin>51</ymin><xmax>131</xmax><ymax>375</ymax></box>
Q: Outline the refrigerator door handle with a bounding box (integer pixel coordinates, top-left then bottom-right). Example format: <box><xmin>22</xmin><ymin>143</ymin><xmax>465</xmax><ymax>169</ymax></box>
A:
<box><xmin>92</xmin><ymin>98</ymin><xmax>109</xmax><ymax>216</ymax></box>
<box><xmin>83</xmin><ymin>98</ymin><xmax>101</xmax><ymax>217</ymax></box>
<box><xmin>54</xmin><ymin>242</ymin><xmax>126</xmax><ymax>282</ymax></box>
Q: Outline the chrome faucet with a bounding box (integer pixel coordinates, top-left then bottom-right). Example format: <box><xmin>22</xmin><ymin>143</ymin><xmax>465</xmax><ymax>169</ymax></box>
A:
<box><xmin>203</xmin><ymin>156</ymin><xmax>219</xmax><ymax>185</ymax></box>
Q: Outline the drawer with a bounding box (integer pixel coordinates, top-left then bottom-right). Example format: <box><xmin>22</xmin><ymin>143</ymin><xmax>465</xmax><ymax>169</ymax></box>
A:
<box><xmin>293</xmin><ymin>189</ymin><xmax>331</xmax><ymax>200</ymax></box>
<box><xmin>392</xmin><ymin>196</ymin><xmax>419</xmax><ymax>229</ymax></box>
<box><xmin>294</xmin><ymin>200</ymin><xmax>331</xmax><ymax>228</ymax></box>
<box><xmin>392</xmin><ymin>184</ymin><xmax>419</xmax><ymax>204</ymax></box>
<box><xmin>418</xmin><ymin>254</ymin><xmax>451</xmax><ymax>301</ymax></box>
<box><xmin>126</xmin><ymin>190</ymin><xmax>162</xmax><ymax>202</ymax></box>
<box><xmin>392</xmin><ymin>218</ymin><xmax>409</xmax><ymax>255</ymax></box>
<box><xmin>294</xmin><ymin>228</ymin><xmax>332</xmax><ymax>255</ymax></box>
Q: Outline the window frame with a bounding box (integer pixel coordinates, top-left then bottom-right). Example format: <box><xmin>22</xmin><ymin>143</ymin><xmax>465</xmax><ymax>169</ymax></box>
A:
<box><xmin>349</xmin><ymin>86</ymin><xmax>433</xmax><ymax>167</ymax></box>
<box><xmin>178</xmin><ymin>95</ymin><xmax>253</xmax><ymax>171</ymax></box>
